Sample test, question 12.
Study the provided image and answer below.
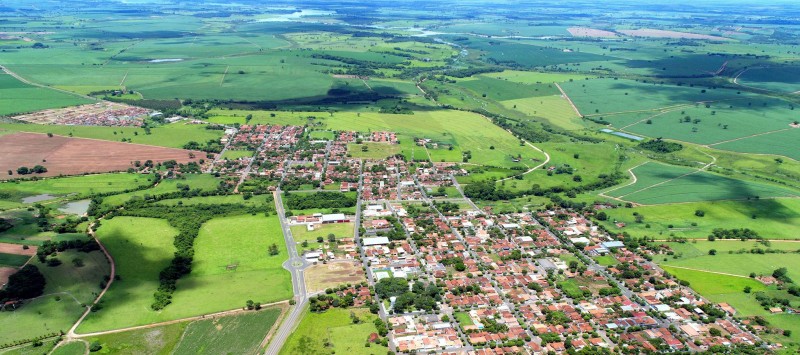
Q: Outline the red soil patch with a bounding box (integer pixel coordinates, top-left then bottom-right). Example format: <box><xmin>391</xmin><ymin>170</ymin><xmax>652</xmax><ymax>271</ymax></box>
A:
<box><xmin>0</xmin><ymin>242</ymin><xmax>37</xmax><ymax>256</ymax></box>
<box><xmin>0</xmin><ymin>132</ymin><xmax>205</xmax><ymax>180</ymax></box>
<box><xmin>0</xmin><ymin>267</ymin><xmax>16</xmax><ymax>286</ymax></box>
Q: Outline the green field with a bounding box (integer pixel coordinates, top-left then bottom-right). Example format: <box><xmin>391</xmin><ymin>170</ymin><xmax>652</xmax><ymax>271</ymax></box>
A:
<box><xmin>348</xmin><ymin>142</ymin><xmax>402</xmax><ymax>159</ymax></box>
<box><xmin>605</xmin><ymin>162</ymin><xmax>799</xmax><ymax>204</ymax></box>
<box><xmin>88</xmin><ymin>321</ymin><xmax>188</xmax><ymax>355</ymax></box>
<box><xmin>51</xmin><ymin>341</ymin><xmax>88</xmax><ymax>355</ymax></box>
<box><xmin>454</xmin><ymin>311</ymin><xmax>474</xmax><ymax>326</ymax></box>
<box><xmin>220</xmin><ymin>149</ymin><xmax>254</xmax><ymax>160</ymax></box>
<box><xmin>155</xmin><ymin>193</ymin><xmax>272</xmax><ymax>207</ymax></box>
<box><xmin>290</xmin><ymin>222</ymin><xmax>354</xmax><ymax>251</ymax></box>
<box><xmin>0</xmin><ymin>173</ymin><xmax>155</xmax><ymax>208</ymax></box>
<box><xmin>0</xmin><ymin>253</ymin><xmax>31</xmax><ymax>267</ymax></box>
<box><xmin>0</xmin><ymin>250</ymin><xmax>108</xmax><ymax>343</ymax></box>
<box><xmin>100</xmin><ymin>174</ymin><xmax>220</xmax><ymax>206</ymax></box>
<box><xmin>78</xmin><ymin>217</ymin><xmax>177</xmax><ymax>333</ymax></box>
<box><xmin>280</xmin><ymin>307</ymin><xmax>387</xmax><ymax>355</ymax></box>
<box><xmin>0</xmin><ymin>74</ymin><xmax>92</xmax><ymax>116</ymax></box>
<box><xmin>173</xmin><ymin>308</ymin><xmax>282</xmax><ymax>355</ymax></box>
<box><xmin>737</xmin><ymin>66</ymin><xmax>800</xmax><ymax>93</ymax></box>
<box><xmin>168</xmin><ymin>215</ymin><xmax>292</xmax><ymax>315</ymax></box>
<box><xmin>598</xmin><ymin>198</ymin><xmax>800</xmax><ymax>240</ymax></box>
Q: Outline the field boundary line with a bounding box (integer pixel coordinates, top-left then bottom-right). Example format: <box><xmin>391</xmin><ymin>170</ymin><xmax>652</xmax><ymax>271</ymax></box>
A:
<box><xmin>119</xmin><ymin>70</ymin><xmax>129</xmax><ymax>87</ymax></box>
<box><xmin>661</xmin><ymin>265</ymin><xmax>753</xmax><ymax>279</ymax></box>
<box><xmin>220</xmin><ymin>66</ymin><xmax>230</xmax><ymax>86</ymax></box>
<box><xmin>0</xmin><ymin>66</ymin><xmax>97</xmax><ymax>102</ymax></box>
<box><xmin>71</xmin><ymin>300</ymin><xmax>289</xmax><ymax>338</ymax></box>
<box><xmin>554</xmin><ymin>82</ymin><xmax>582</xmax><ymax>117</ymax></box>
<box><xmin>258</xmin><ymin>302</ymin><xmax>290</xmax><ymax>350</ymax></box>
<box><xmin>707</xmin><ymin>127</ymin><xmax>792</xmax><ymax>147</ymax></box>
<box><xmin>600</xmin><ymin>161</ymin><xmax>649</xmax><ymax>200</ymax></box>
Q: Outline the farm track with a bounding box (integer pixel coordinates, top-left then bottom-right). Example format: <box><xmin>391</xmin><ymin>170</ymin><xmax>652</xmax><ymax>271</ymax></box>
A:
<box><xmin>220</xmin><ymin>66</ymin><xmax>230</xmax><ymax>86</ymax></box>
<box><xmin>598</xmin><ymin>161</ymin><xmax>649</xmax><ymax>204</ymax></box>
<box><xmin>615</xmin><ymin>152</ymin><xmax>716</xmax><ymax>199</ymax></box>
<box><xmin>66</xmin><ymin>219</ymin><xmax>115</xmax><ymax>339</ymax></box>
<box><xmin>707</xmin><ymin>127</ymin><xmax>793</xmax><ymax>147</ymax></box>
<box><xmin>661</xmin><ymin>265</ymin><xmax>754</xmax><ymax>279</ymax></box>
<box><xmin>0</xmin><ymin>65</ymin><xmax>97</xmax><ymax>101</ymax></box>
<box><xmin>554</xmin><ymin>82</ymin><xmax>582</xmax><ymax>117</ymax></box>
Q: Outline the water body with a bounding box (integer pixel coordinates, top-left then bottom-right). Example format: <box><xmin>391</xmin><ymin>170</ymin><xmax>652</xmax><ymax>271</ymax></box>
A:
<box><xmin>21</xmin><ymin>194</ymin><xmax>57</xmax><ymax>203</ymax></box>
<box><xmin>59</xmin><ymin>199</ymin><xmax>91</xmax><ymax>216</ymax></box>
<box><xmin>149</xmin><ymin>58</ymin><xmax>183</xmax><ymax>63</ymax></box>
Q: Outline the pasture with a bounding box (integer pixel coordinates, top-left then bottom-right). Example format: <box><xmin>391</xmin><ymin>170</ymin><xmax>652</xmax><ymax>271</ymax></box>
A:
<box><xmin>168</xmin><ymin>215</ymin><xmax>292</xmax><ymax>316</ymax></box>
<box><xmin>100</xmin><ymin>174</ymin><xmax>219</xmax><ymax>207</ymax></box>
<box><xmin>0</xmin><ymin>173</ymin><xmax>154</xmax><ymax>208</ymax></box>
<box><xmin>598</xmin><ymin>198</ymin><xmax>800</xmax><ymax>240</ymax></box>
<box><xmin>77</xmin><ymin>217</ymin><xmax>178</xmax><ymax>333</ymax></box>
<box><xmin>0</xmin><ymin>74</ymin><xmax>91</xmax><ymax>117</ymax></box>
<box><xmin>280</xmin><ymin>307</ymin><xmax>388</xmax><ymax>355</ymax></box>
<box><xmin>605</xmin><ymin>162</ymin><xmax>799</xmax><ymax>204</ymax></box>
<box><xmin>736</xmin><ymin>66</ymin><xmax>800</xmax><ymax>93</ymax></box>
<box><xmin>88</xmin><ymin>322</ymin><xmax>188</xmax><ymax>355</ymax></box>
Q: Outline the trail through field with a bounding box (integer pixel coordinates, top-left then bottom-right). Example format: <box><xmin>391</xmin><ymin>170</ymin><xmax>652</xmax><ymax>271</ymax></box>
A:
<box><xmin>496</xmin><ymin>141</ymin><xmax>551</xmax><ymax>182</ymax></box>
<box><xmin>615</xmin><ymin>151</ymin><xmax>717</xmax><ymax>200</ymax></box>
<box><xmin>662</xmin><ymin>265</ymin><xmax>753</xmax><ymax>279</ymax></box>
<box><xmin>620</xmin><ymin>106</ymin><xmax>684</xmax><ymax>130</ymax></box>
<box><xmin>554</xmin><ymin>82</ymin><xmax>582</xmax><ymax>117</ymax></box>
<box><xmin>599</xmin><ymin>161</ymin><xmax>649</xmax><ymax>203</ymax></box>
<box><xmin>707</xmin><ymin>128</ymin><xmax>793</xmax><ymax>146</ymax></box>
<box><xmin>220</xmin><ymin>66</ymin><xmax>230</xmax><ymax>86</ymax></box>
<box><xmin>67</xmin><ymin>219</ymin><xmax>116</xmax><ymax>339</ymax></box>
<box><xmin>362</xmin><ymin>78</ymin><xmax>373</xmax><ymax>91</ymax></box>
<box><xmin>119</xmin><ymin>70</ymin><xmax>129</xmax><ymax>87</ymax></box>
<box><xmin>0</xmin><ymin>65</ymin><xmax>97</xmax><ymax>101</ymax></box>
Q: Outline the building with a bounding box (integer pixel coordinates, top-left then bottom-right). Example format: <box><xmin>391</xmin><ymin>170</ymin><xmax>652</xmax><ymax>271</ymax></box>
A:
<box><xmin>363</xmin><ymin>236</ymin><xmax>390</xmax><ymax>247</ymax></box>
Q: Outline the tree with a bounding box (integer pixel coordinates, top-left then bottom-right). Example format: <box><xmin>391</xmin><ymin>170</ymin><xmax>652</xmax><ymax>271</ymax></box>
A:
<box><xmin>16</xmin><ymin>166</ymin><xmax>29</xmax><ymax>175</ymax></box>
<box><xmin>268</xmin><ymin>243</ymin><xmax>279</xmax><ymax>256</ymax></box>
<box><xmin>89</xmin><ymin>341</ymin><xmax>102</xmax><ymax>352</ymax></box>
<box><xmin>709</xmin><ymin>328</ymin><xmax>721</xmax><ymax>337</ymax></box>
<box><xmin>0</xmin><ymin>265</ymin><xmax>46</xmax><ymax>300</ymax></box>
<box><xmin>32</xmin><ymin>165</ymin><xmax>47</xmax><ymax>174</ymax></box>
<box><xmin>694</xmin><ymin>210</ymin><xmax>705</xmax><ymax>217</ymax></box>
<box><xmin>743</xmin><ymin>286</ymin><xmax>752</xmax><ymax>293</ymax></box>
<box><xmin>708</xmin><ymin>249</ymin><xmax>717</xmax><ymax>255</ymax></box>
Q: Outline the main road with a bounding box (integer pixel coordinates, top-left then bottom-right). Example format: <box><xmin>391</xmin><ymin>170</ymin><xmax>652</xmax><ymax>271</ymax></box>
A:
<box><xmin>264</xmin><ymin>189</ymin><xmax>309</xmax><ymax>355</ymax></box>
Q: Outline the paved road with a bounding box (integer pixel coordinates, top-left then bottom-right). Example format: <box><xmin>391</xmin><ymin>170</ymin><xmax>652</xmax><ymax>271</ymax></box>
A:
<box><xmin>264</xmin><ymin>189</ymin><xmax>309</xmax><ymax>355</ymax></box>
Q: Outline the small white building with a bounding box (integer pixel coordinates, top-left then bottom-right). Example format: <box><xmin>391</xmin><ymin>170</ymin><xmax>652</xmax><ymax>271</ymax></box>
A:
<box><xmin>362</xmin><ymin>236</ymin><xmax>390</xmax><ymax>247</ymax></box>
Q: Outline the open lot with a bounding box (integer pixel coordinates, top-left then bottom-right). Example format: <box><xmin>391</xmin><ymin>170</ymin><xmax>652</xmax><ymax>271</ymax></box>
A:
<box><xmin>305</xmin><ymin>261</ymin><xmax>366</xmax><ymax>294</ymax></box>
<box><xmin>0</xmin><ymin>132</ymin><xmax>203</xmax><ymax>179</ymax></box>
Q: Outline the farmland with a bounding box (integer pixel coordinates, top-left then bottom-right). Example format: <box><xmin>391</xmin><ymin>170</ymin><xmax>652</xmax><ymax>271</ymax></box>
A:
<box><xmin>172</xmin><ymin>308</ymin><xmax>282</xmax><ymax>355</ymax></box>
<box><xmin>0</xmin><ymin>74</ymin><xmax>92</xmax><ymax>117</ymax></box>
<box><xmin>0</xmin><ymin>132</ymin><xmax>203</xmax><ymax>179</ymax></box>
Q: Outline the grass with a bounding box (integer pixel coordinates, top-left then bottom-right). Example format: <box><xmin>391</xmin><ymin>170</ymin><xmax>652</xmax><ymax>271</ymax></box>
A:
<box><xmin>290</xmin><ymin>222</ymin><xmax>354</xmax><ymax>251</ymax></box>
<box><xmin>593</xmin><ymin>254</ymin><xmax>618</xmax><ymax>266</ymax></box>
<box><xmin>454</xmin><ymin>311</ymin><xmax>474</xmax><ymax>326</ymax></box>
<box><xmin>0</xmin><ymin>253</ymin><xmax>31</xmax><ymax>267</ymax></box>
<box><xmin>77</xmin><ymin>217</ymin><xmax>177</xmax><ymax>333</ymax></box>
<box><xmin>0</xmin><ymin>295</ymin><xmax>84</xmax><ymax>344</ymax></box>
<box><xmin>661</xmin><ymin>265</ymin><xmax>766</xmax><ymax>300</ymax></box>
<box><xmin>502</xmin><ymin>95</ymin><xmax>586</xmax><ymax>130</ymax></box>
<box><xmin>605</xmin><ymin>162</ymin><xmax>799</xmax><ymax>204</ymax></box>
<box><xmin>51</xmin><ymin>341</ymin><xmax>88</xmax><ymax>355</ymax></box>
<box><xmin>280</xmin><ymin>307</ymin><xmax>387</xmax><ymax>355</ymax></box>
<box><xmin>100</xmin><ymin>174</ymin><xmax>219</xmax><ymax>207</ymax></box>
<box><xmin>1</xmin><ymin>339</ymin><xmax>59</xmax><ymax>355</ymax></box>
<box><xmin>348</xmin><ymin>143</ymin><xmax>402</xmax><ymax>159</ymax></box>
<box><xmin>168</xmin><ymin>215</ymin><xmax>292</xmax><ymax>316</ymax></box>
<box><xmin>0</xmin><ymin>122</ymin><xmax>223</xmax><ymax>150</ymax></box>
<box><xmin>89</xmin><ymin>321</ymin><xmax>187</xmax><ymax>355</ymax></box>
<box><xmin>663</xmin><ymin>253</ymin><xmax>800</xmax><ymax>284</ymax></box>
<box><xmin>155</xmin><ymin>193</ymin><xmax>272</xmax><ymax>207</ymax></box>
<box><xmin>0</xmin><ymin>74</ymin><xmax>91</xmax><ymax>116</ymax></box>
<box><xmin>484</xmin><ymin>71</ymin><xmax>595</xmax><ymax>84</ymax></box>
<box><xmin>597</xmin><ymin>198</ymin><xmax>800</xmax><ymax>240</ymax></box>
<box><xmin>173</xmin><ymin>308</ymin><xmax>282</xmax><ymax>355</ymax></box>
<box><xmin>737</xmin><ymin>66</ymin><xmax>800</xmax><ymax>93</ymax></box>
<box><xmin>220</xmin><ymin>149</ymin><xmax>254</xmax><ymax>160</ymax></box>
<box><xmin>0</xmin><ymin>173</ymin><xmax>154</xmax><ymax>206</ymax></box>
<box><xmin>558</xmin><ymin>279</ymin><xmax>584</xmax><ymax>299</ymax></box>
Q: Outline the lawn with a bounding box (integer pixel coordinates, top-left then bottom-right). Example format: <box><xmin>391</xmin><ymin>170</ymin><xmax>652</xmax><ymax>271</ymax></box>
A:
<box><xmin>454</xmin><ymin>311</ymin><xmax>474</xmax><ymax>326</ymax></box>
<box><xmin>89</xmin><ymin>321</ymin><xmax>187</xmax><ymax>355</ymax></box>
<box><xmin>597</xmin><ymin>198</ymin><xmax>800</xmax><ymax>240</ymax></box>
<box><xmin>280</xmin><ymin>307</ymin><xmax>387</xmax><ymax>355</ymax></box>
<box><xmin>291</xmin><ymin>222</ymin><xmax>355</xmax><ymax>252</ymax></box>
<box><xmin>77</xmin><ymin>217</ymin><xmax>177</xmax><ymax>333</ymax></box>
<box><xmin>220</xmin><ymin>149</ymin><xmax>254</xmax><ymax>160</ymax></box>
<box><xmin>558</xmin><ymin>279</ymin><xmax>584</xmax><ymax>299</ymax></box>
<box><xmin>173</xmin><ymin>307</ymin><xmax>282</xmax><ymax>355</ymax></box>
<box><xmin>593</xmin><ymin>254</ymin><xmax>618</xmax><ymax>267</ymax></box>
<box><xmin>0</xmin><ymin>73</ymin><xmax>91</xmax><ymax>116</ymax></box>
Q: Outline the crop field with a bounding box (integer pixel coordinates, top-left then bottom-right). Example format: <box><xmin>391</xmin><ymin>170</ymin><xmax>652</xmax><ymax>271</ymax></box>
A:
<box><xmin>454</xmin><ymin>76</ymin><xmax>561</xmax><ymax>101</ymax></box>
<box><xmin>281</xmin><ymin>307</ymin><xmax>387</xmax><ymax>355</ymax></box>
<box><xmin>0</xmin><ymin>133</ymin><xmax>203</xmax><ymax>179</ymax></box>
<box><xmin>485</xmin><ymin>71</ymin><xmax>595</xmax><ymax>84</ymax></box>
<box><xmin>88</xmin><ymin>322</ymin><xmax>189</xmax><ymax>355</ymax></box>
<box><xmin>0</xmin><ymin>74</ymin><xmax>92</xmax><ymax>116</ymax></box>
<box><xmin>599</xmin><ymin>198</ymin><xmax>800</xmax><ymax>240</ymax></box>
<box><xmin>168</xmin><ymin>215</ymin><xmax>291</xmax><ymax>316</ymax></box>
<box><xmin>605</xmin><ymin>162</ymin><xmax>799</xmax><ymax>204</ymax></box>
<box><xmin>501</xmin><ymin>95</ymin><xmax>585</xmax><ymax>130</ymax></box>
<box><xmin>173</xmin><ymin>308</ymin><xmax>282</xmax><ymax>355</ymax></box>
<box><xmin>560</xmin><ymin>78</ymin><xmax>756</xmax><ymax>116</ymax></box>
<box><xmin>0</xmin><ymin>122</ymin><xmax>223</xmax><ymax>150</ymax></box>
<box><xmin>736</xmin><ymin>66</ymin><xmax>800</xmax><ymax>93</ymax></box>
<box><xmin>713</xmin><ymin>129</ymin><xmax>800</xmax><ymax>161</ymax></box>
<box><xmin>78</xmin><ymin>217</ymin><xmax>178</xmax><ymax>333</ymax></box>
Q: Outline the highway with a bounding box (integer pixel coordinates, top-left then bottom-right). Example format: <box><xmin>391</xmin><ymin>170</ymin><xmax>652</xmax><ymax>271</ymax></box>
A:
<box><xmin>264</xmin><ymin>189</ymin><xmax>309</xmax><ymax>355</ymax></box>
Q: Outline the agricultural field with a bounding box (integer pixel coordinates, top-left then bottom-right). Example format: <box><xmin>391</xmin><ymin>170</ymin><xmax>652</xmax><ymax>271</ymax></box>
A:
<box><xmin>99</xmin><ymin>174</ymin><xmax>220</xmax><ymax>207</ymax></box>
<box><xmin>605</xmin><ymin>162</ymin><xmax>799</xmax><ymax>204</ymax></box>
<box><xmin>0</xmin><ymin>132</ymin><xmax>203</xmax><ymax>179</ymax></box>
<box><xmin>0</xmin><ymin>74</ymin><xmax>92</xmax><ymax>117</ymax></box>
<box><xmin>736</xmin><ymin>66</ymin><xmax>800</xmax><ymax>93</ymax></box>
<box><xmin>598</xmin><ymin>198</ymin><xmax>800</xmax><ymax>240</ymax></box>
<box><xmin>0</xmin><ymin>173</ymin><xmax>154</xmax><ymax>211</ymax></box>
<box><xmin>280</xmin><ymin>307</ymin><xmax>387</xmax><ymax>355</ymax></box>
